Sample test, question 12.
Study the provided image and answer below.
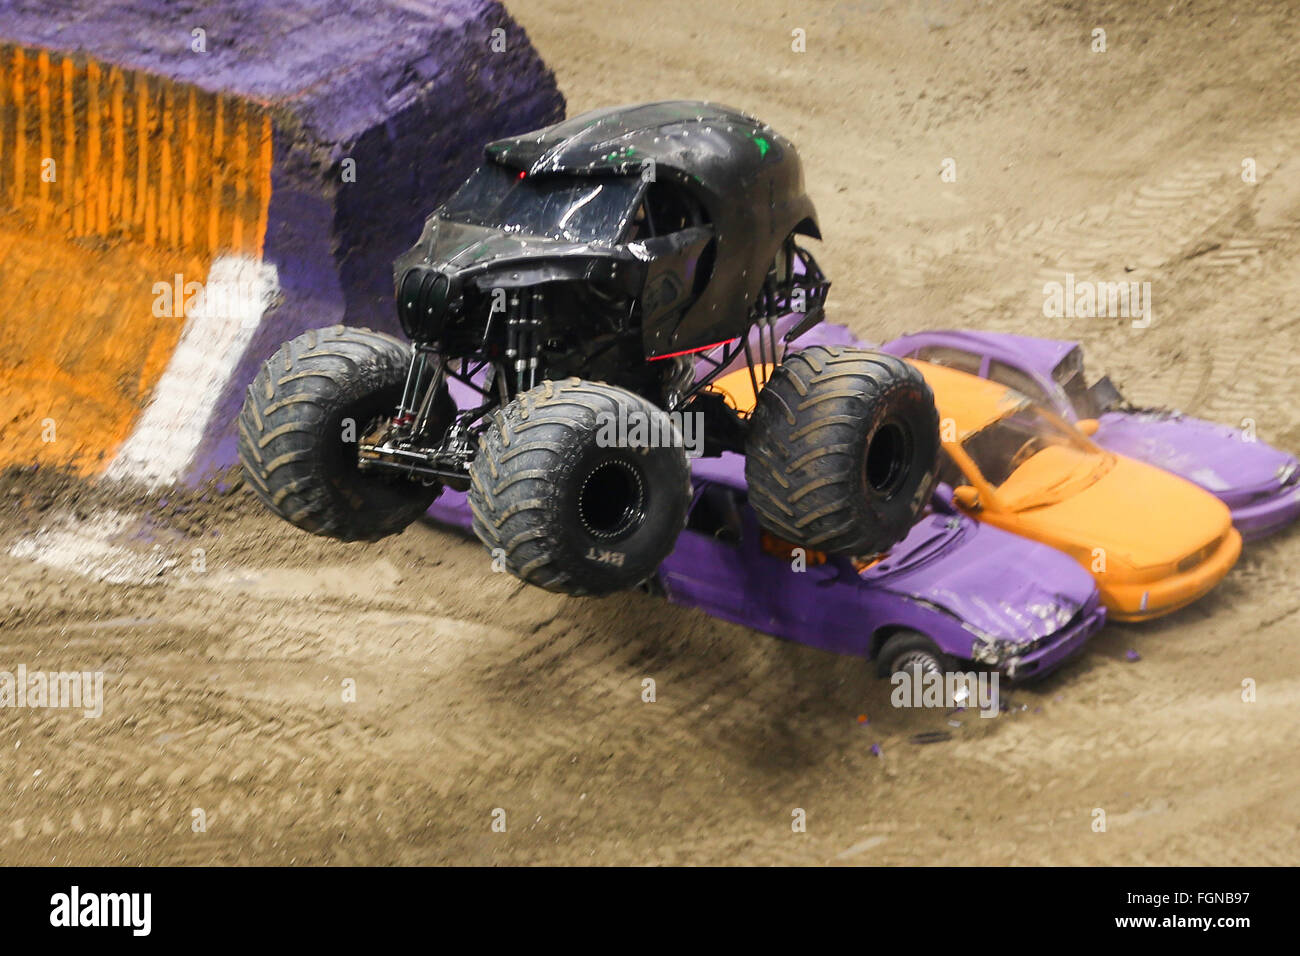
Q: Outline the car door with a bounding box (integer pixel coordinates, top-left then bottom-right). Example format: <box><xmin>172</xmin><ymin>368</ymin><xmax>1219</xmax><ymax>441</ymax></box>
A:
<box><xmin>662</xmin><ymin>484</ymin><xmax>858</xmax><ymax>649</ymax></box>
<box><xmin>741</xmin><ymin>510</ymin><xmax>867</xmax><ymax>653</ymax></box>
<box><xmin>659</xmin><ymin>483</ymin><xmax>750</xmax><ymax>620</ymax></box>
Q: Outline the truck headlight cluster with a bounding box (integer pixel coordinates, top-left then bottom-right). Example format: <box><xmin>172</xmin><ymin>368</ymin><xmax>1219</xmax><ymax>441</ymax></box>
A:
<box><xmin>398</xmin><ymin>266</ymin><xmax>456</xmax><ymax>342</ymax></box>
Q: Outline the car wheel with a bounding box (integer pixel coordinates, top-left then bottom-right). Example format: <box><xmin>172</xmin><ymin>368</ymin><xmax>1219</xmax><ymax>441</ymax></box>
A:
<box><xmin>877</xmin><ymin>630</ymin><xmax>955</xmax><ymax>680</ymax></box>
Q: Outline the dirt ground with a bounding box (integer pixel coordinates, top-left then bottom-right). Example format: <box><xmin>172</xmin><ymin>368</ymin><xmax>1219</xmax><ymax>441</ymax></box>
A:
<box><xmin>2</xmin><ymin>0</ymin><xmax>1298</xmax><ymax>865</ymax></box>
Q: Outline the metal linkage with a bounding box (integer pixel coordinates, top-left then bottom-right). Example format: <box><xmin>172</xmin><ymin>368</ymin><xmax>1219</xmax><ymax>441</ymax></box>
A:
<box><xmin>781</xmin><ymin>244</ymin><xmax>831</xmax><ymax>343</ymax></box>
<box><xmin>396</xmin><ymin>345</ymin><xmax>427</xmax><ymax>420</ymax></box>
<box><xmin>671</xmin><ymin>336</ymin><xmax>746</xmax><ymax>411</ymax></box>
<box><xmin>410</xmin><ymin>357</ymin><xmax>447</xmax><ymax>439</ymax></box>
<box><xmin>528</xmin><ymin>289</ymin><xmax>544</xmax><ymax>391</ymax></box>
<box><xmin>502</xmin><ymin>290</ymin><xmax>546</xmax><ymax>394</ymax></box>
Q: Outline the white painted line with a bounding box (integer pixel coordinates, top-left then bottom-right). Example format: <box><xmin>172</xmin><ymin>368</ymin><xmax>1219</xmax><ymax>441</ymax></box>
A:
<box><xmin>9</xmin><ymin>509</ymin><xmax>175</xmax><ymax>585</ymax></box>
<box><xmin>106</xmin><ymin>255</ymin><xmax>280</xmax><ymax>487</ymax></box>
<box><xmin>834</xmin><ymin>835</ymin><xmax>888</xmax><ymax>860</ymax></box>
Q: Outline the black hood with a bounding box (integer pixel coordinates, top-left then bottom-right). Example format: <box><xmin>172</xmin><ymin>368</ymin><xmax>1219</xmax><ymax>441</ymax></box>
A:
<box><xmin>394</xmin><ymin>217</ymin><xmax>640</xmax><ymax>292</ymax></box>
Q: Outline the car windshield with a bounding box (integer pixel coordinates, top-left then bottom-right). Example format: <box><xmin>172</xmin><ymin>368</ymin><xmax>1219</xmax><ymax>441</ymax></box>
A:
<box><xmin>961</xmin><ymin>404</ymin><xmax>1109</xmax><ymax>509</ymax></box>
<box><xmin>439</xmin><ymin>164</ymin><xmax>641</xmax><ymax>242</ymax></box>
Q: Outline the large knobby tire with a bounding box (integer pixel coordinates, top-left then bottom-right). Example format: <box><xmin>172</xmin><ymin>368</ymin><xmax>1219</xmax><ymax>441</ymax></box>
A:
<box><xmin>745</xmin><ymin>345</ymin><xmax>939</xmax><ymax>555</ymax></box>
<box><xmin>469</xmin><ymin>378</ymin><xmax>691</xmax><ymax>596</ymax></box>
<box><xmin>238</xmin><ymin>325</ymin><xmax>445</xmax><ymax>542</ymax></box>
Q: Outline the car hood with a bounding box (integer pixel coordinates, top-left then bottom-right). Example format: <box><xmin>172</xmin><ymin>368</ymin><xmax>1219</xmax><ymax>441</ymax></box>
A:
<box><xmin>1012</xmin><ymin>454</ymin><xmax>1232</xmax><ymax>568</ymax></box>
<box><xmin>862</xmin><ymin>512</ymin><xmax>1096</xmax><ymax>643</ymax></box>
<box><xmin>1095</xmin><ymin>411</ymin><xmax>1298</xmax><ymax>505</ymax></box>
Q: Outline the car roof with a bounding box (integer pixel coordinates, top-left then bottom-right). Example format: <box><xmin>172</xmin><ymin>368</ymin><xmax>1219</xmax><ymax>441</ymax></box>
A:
<box><xmin>909</xmin><ymin>360</ymin><xmax>1029</xmax><ymax>438</ymax></box>
<box><xmin>889</xmin><ymin>329</ymin><xmax>1079</xmax><ymax>373</ymax></box>
<box><xmin>483</xmin><ymin>100</ymin><xmax>774</xmax><ymax>179</ymax></box>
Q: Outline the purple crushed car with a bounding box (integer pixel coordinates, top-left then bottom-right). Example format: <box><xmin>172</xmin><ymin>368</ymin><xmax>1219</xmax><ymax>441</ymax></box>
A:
<box><xmin>429</xmin><ymin>452</ymin><xmax>1105</xmax><ymax>682</ymax></box>
<box><xmin>875</xmin><ymin>329</ymin><xmax>1300</xmax><ymax>542</ymax></box>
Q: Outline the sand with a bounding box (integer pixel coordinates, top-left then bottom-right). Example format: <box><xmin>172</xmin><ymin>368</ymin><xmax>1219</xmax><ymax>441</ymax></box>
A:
<box><xmin>0</xmin><ymin>0</ymin><xmax>1296</xmax><ymax>864</ymax></box>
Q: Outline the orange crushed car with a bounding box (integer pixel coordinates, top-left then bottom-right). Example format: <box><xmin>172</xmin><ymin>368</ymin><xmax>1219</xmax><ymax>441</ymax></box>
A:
<box><xmin>911</xmin><ymin>360</ymin><xmax>1241</xmax><ymax>622</ymax></box>
<box><xmin>712</xmin><ymin>360</ymin><xmax>1242</xmax><ymax>621</ymax></box>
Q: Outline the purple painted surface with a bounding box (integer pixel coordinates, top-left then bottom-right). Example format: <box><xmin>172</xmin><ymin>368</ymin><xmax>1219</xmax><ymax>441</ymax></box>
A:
<box><xmin>190</xmin><ymin>180</ymin><xmax>351</xmax><ymax>477</ymax></box>
<box><xmin>2</xmin><ymin>0</ymin><xmax>565</xmax><ymax>481</ymax></box>
<box><xmin>14</xmin><ymin>0</ymin><xmax>560</xmax><ymax>480</ymax></box>
<box><xmin>889</xmin><ymin>329</ymin><xmax>1072</xmax><ymax>374</ymax></box>
<box><xmin>428</xmin><ymin>453</ymin><xmax>1104</xmax><ymax>682</ymax></box>
<box><xmin>791</xmin><ymin>319</ymin><xmax>872</xmax><ymax>351</ymax></box>
<box><xmin>3</xmin><ymin>0</ymin><xmax>507</xmax><ymax>141</ymax></box>
<box><xmin>881</xmin><ymin>328</ymin><xmax>1300</xmax><ymax>541</ymax></box>
<box><xmin>1091</xmin><ymin>412</ymin><xmax>1300</xmax><ymax>540</ymax></box>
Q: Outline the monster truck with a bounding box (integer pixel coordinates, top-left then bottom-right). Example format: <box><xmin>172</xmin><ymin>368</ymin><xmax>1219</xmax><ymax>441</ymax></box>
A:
<box><xmin>238</xmin><ymin>101</ymin><xmax>939</xmax><ymax>596</ymax></box>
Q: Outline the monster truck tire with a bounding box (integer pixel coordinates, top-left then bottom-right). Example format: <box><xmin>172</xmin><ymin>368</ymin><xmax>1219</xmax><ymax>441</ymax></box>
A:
<box><xmin>745</xmin><ymin>345</ymin><xmax>939</xmax><ymax>555</ymax></box>
<box><xmin>469</xmin><ymin>379</ymin><xmax>691</xmax><ymax>596</ymax></box>
<box><xmin>238</xmin><ymin>325</ymin><xmax>447</xmax><ymax>542</ymax></box>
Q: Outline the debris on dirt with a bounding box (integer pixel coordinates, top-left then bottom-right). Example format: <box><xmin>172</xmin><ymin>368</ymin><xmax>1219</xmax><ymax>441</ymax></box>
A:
<box><xmin>910</xmin><ymin>731</ymin><xmax>952</xmax><ymax>745</ymax></box>
<box><xmin>0</xmin><ymin>463</ymin><xmax>256</xmax><ymax>542</ymax></box>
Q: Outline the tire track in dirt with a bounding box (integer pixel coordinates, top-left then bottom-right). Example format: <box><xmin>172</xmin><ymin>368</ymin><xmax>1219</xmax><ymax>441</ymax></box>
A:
<box><xmin>895</xmin><ymin>125</ymin><xmax>1300</xmax><ymax>346</ymax></box>
<box><xmin>4</xmin><ymin>0</ymin><xmax>1300</xmax><ymax>865</ymax></box>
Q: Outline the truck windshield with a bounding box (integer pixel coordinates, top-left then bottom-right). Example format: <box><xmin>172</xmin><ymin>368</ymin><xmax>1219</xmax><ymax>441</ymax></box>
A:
<box><xmin>439</xmin><ymin>164</ymin><xmax>640</xmax><ymax>243</ymax></box>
